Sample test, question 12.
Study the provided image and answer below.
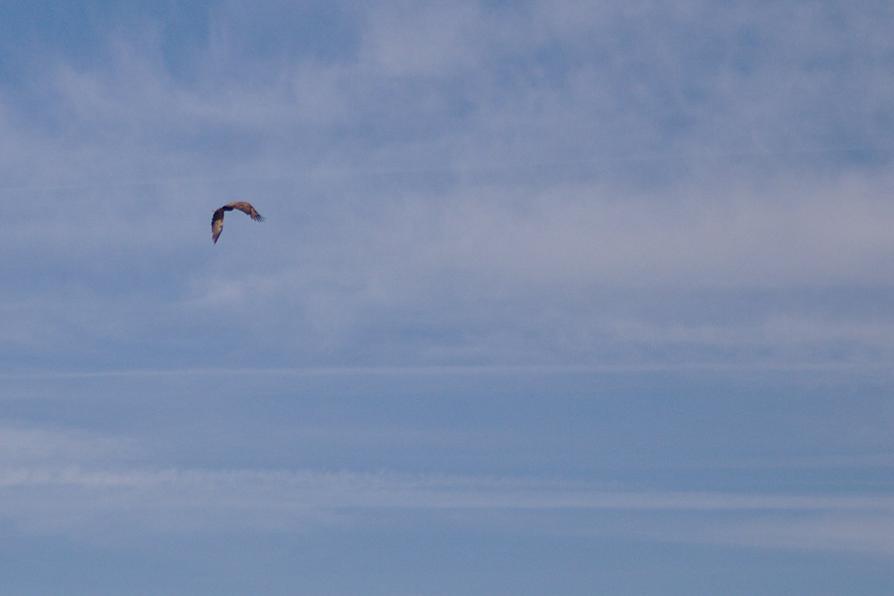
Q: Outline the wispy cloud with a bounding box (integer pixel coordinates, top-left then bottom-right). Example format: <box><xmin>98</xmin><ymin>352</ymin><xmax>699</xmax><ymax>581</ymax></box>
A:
<box><xmin>2</xmin><ymin>1</ymin><xmax>893</xmax><ymax>371</ymax></box>
<box><xmin>3</xmin><ymin>5</ymin><xmax>894</xmax><ymax>592</ymax></box>
<box><xmin>2</xmin><ymin>462</ymin><xmax>894</xmax><ymax>557</ymax></box>
<box><xmin>665</xmin><ymin>514</ymin><xmax>894</xmax><ymax>557</ymax></box>
<box><xmin>0</xmin><ymin>425</ymin><xmax>137</xmax><ymax>465</ymax></box>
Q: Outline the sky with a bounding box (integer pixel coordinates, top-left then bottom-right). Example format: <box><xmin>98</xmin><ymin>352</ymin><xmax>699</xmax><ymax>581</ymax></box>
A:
<box><xmin>1</xmin><ymin>1</ymin><xmax>894</xmax><ymax>594</ymax></box>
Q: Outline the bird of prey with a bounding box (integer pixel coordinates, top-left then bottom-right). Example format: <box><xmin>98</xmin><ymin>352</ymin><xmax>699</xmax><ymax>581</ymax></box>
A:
<box><xmin>211</xmin><ymin>201</ymin><xmax>265</xmax><ymax>244</ymax></box>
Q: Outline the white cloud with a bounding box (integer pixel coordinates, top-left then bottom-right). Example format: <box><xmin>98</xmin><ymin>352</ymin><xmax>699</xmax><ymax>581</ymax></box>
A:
<box><xmin>676</xmin><ymin>514</ymin><xmax>894</xmax><ymax>557</ymax></box>
<box><xmin>362</xmin><ymin>3</ymin><xmax>485</xmax><ymax>77</ymax></box>
<box><xmin>3</xmin><ymin>460</ymin><xmax>894</xmax><ymax>558</ymax></box>
<box><xmin>0</xmin><ymin>425</ymin><xmax>136</xmax><ymax>465</ymax></box>
<box><xmin>2</xmin><ymin>1</ymin><xmax>894</xmax><ymax>370</ymax></box>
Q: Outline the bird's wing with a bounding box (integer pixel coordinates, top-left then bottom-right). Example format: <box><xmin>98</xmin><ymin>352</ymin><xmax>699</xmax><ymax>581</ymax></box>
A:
<box><xmin>227</xmin><ymin>201</ymin><xmax>265</xmax><ymax>221</ymax></box>
<box><xmin>211</xmin><ymin>207</ymin><xmax>226</xmax><ymax>244</ymax></box>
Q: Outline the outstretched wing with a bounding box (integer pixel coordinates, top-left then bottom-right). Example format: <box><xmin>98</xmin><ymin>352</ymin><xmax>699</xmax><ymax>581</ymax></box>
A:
<box><xmin>226</xmin><ymin>201</ymin><xmax>265</xmax><ymax>221</ymax></box>
<box><xmin>211</xmin><ymin>207</ymin><xmax>226</xmax><ymax>244</ymax></box>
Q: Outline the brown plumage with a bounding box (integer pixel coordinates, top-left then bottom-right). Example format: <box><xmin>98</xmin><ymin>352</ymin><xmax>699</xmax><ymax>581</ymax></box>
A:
<box><xmin>211</xmin><ymin>201</ymin><xmax>264</xmax><ymax>244</ymax></box>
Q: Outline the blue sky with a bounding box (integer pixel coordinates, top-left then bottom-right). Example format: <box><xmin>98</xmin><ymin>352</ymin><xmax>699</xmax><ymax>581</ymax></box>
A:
<box><xmin>2</xmin><ymin>1</ymin><xmax>894</xmax><ymax>594</ymax></box>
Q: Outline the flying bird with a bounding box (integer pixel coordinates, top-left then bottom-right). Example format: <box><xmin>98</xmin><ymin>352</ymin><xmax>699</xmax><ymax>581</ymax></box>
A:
<box><xmin>211</xmin><ymin>201</ymin><xmax>265</xmax><ymax>244</ymax></box>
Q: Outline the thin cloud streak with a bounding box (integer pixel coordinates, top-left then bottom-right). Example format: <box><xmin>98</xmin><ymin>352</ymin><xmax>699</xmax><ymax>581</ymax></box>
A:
<box><xmin>0</xmin><ymin>143</ymin><xmax>879</xmax><ymax>198</ymax></box>
<box><xmin>2</xmin><ymin>466</ymin><xmax>893</xmax><ymax>512</ymax></box>
<box><xmin>3</xmin><ymin>360</ymin><xmax>893</xmax><ymax>382</ymax></box>
<box><xmin>2</xmin><ymin>465</ymin><xmax>894</xmax><ymax>557</ymax></box>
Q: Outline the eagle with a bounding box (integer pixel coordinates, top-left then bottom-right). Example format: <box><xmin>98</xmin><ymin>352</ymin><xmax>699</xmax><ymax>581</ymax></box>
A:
<box><xmin>211</xmin><ymin>201</ymin><xmax>265</xmax><ymax>244</ymax></box>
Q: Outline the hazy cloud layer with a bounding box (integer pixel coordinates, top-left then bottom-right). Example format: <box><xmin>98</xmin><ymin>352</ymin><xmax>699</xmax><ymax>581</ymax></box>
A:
<box><xmin>3</xmin><ymin>1</ymin><xmax>894</xmax><ymax>371</ymax></box>
<box><xmin>2</xmin><ymin>456</ymin><xmax>894</xmax><ymax>557</ymax></box>
<box><xmin>2</xmin><ymin>6</ymin><xmax>894</xmax><ymax>593</ymax></box>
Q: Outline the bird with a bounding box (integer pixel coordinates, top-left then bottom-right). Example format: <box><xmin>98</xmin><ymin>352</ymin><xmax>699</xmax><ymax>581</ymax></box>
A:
<box><xmin>211</xmin><ymin>201</ymin><xmax>265</xmax><ymax>244</ymax></box>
